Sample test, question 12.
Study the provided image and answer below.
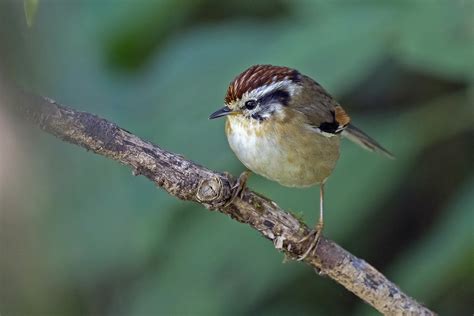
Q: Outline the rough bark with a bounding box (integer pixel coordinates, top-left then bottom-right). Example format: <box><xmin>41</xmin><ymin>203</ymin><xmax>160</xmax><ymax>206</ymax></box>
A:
<box><xmin>9</xmin><ymin>90</ymin><xmax>435</xmax><ymax>315</ymax></box>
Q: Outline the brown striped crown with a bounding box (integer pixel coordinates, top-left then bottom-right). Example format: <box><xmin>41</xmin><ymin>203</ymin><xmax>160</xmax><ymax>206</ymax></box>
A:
<box><xmin>225</xmin><ymin>65</ymin><xmax>302</xmax><ymax>104</ymax></box>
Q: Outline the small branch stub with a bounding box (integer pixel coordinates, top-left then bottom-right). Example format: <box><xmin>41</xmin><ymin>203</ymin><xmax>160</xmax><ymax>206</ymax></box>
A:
<box><xmin>197</xmin><ymin>176</ymin><xmax>224</xmax><ymax>203</ymax></box>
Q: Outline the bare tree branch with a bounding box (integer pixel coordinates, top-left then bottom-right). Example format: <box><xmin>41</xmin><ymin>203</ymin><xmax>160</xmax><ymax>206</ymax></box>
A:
<box><xmin>10</xmin><ymin>90</ymin><xmax>435</xmax><ymax>315</ymax></box>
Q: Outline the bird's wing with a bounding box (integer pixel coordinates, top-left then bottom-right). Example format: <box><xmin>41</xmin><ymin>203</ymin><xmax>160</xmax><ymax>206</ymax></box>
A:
<box><xmin>292</xmin><ymin>76</ymin><xmax>350</xmax><ymax>135</ymax></box>
<box><xmin>293</xmin><ymin>76</ymin><xmax>394</xmax><ymax>158</ymax></box>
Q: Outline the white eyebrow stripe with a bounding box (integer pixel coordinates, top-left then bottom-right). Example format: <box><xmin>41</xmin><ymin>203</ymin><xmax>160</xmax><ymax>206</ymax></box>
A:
<box><xmin>244</xmin><ymin>80</ymin><xmax>301</xmax><ymax>101</ymax></box>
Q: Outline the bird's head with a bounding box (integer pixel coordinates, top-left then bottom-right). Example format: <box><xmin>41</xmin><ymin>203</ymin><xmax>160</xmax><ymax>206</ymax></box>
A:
<box><xmin>209</xmin><ymin>65</ymin><xmax>304</xmax><ymax>122</ymax></box>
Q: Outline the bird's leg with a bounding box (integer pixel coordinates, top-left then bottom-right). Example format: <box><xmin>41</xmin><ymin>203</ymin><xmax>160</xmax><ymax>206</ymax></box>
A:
<box><xmin>226</xmin><ymin>170</ymin><xmax>251</xmax><ymax>206</ymax></box>
<box><xmin>297</xmin><ymin>183</ymin><xmax>325</xmax><ymax>261</ymax></box>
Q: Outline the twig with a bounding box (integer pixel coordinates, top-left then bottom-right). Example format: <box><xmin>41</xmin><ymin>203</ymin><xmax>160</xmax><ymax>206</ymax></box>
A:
<box><xmin>9</xmin><ymin>90</ymin><xmax>435</xmax><ymax>315</ymax></box>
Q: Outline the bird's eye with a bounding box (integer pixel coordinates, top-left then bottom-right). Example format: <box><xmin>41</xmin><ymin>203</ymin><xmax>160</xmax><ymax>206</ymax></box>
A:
<box><xmin>244</xmin><ymin>100</ymin><xmax>257</xmax><ymax>110</ymax></box>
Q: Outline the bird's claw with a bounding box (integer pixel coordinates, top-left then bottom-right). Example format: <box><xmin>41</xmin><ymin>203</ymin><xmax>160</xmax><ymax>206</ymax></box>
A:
<box><xmin>296</xmin><ymin>222</ymin><xmax>323</xmax><ymax>261</ymax></box>
<box><xmin>225</xmin><ymin>171</ymin><xmax>251</xmax><ymax>206</ymax></box>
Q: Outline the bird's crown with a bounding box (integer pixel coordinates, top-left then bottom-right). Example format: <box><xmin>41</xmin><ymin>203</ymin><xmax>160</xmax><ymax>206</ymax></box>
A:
<box><xmin>225</xmin><ymin>65</ymin><xmax>302</xmax><ymax>105</ymax></box>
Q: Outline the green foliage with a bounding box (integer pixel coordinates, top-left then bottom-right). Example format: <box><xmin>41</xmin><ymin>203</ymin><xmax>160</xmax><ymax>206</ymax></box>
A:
<box><xmin>396</xmin><ymin>1</ymin><xmax>474</xmax><ymax>80</ymax></box>
<box><xmin>23</xmin><ymin>0</ymin><xmax>39</xmax><ymax>27</ymax></box>
<box><xmin>0</xmin><ymin>0</ymin><xmax>472</xmax><ymax>315</ymax></box>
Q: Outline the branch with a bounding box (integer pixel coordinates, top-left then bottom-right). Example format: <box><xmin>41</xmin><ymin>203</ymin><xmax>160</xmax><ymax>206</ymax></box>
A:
<box><xmin>10</xmin><ymin>90</ymin><xmax>435</xmax><ymax>315</ymax></box>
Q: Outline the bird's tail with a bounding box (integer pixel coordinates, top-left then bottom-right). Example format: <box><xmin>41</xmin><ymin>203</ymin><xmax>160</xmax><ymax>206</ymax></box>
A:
<box><xmin>342</xmin><ymin>124</ymin><xmax>395</xmax><ymax>159</ymax></box>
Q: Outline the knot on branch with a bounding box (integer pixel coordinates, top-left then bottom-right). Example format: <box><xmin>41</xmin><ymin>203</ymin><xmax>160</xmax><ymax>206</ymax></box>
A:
<box><xmin>196</xmin><ymin>176</ymin><xmax>231</xmax><ymax>208</ymax></box>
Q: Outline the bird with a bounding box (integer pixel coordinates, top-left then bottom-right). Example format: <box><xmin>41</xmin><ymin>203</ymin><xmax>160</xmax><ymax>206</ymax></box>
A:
<box><xmin>209</xmin><ymin>65</ymin><xmax>393</xmax><ymax>260</ymax></box>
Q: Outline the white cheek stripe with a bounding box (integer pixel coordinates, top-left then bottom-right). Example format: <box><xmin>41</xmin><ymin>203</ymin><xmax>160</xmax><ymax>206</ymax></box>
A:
<box><xmin>307</xmin><ymin>125</ymin><xmax>338</xmax><ymax>138</ymax></box>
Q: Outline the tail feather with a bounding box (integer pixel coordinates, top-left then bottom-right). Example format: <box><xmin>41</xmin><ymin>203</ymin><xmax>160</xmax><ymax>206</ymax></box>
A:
<box><xmin>342</xmin><ymin>124</ymin><xmax>395</xmax><ymax>159</ymax></box>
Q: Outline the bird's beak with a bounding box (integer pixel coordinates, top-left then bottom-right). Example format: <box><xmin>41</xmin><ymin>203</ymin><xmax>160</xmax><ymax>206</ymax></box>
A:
<box><xmin>209</xmin><ymin>106</ymin><xmax>234</xmax><ymax>119</ymax></box>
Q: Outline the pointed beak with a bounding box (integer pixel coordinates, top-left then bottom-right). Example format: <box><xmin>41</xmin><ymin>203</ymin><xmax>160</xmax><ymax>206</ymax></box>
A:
<box><xmin>209</xmin><ymin>106</ymin><xmax>234</xmax><ymax>119</ymax></box>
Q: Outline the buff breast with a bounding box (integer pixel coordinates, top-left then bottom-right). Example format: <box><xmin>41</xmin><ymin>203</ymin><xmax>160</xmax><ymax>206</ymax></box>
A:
<box><xmin>225</xmin><ymin>115</ymin><xmax>340</xmax><ymax>187</ymax></box>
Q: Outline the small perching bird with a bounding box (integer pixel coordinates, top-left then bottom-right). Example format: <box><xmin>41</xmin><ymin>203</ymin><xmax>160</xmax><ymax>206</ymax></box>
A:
<box><xmin>210</xmin><ymin>65</ymin><xmax>393</xmax><ymax>259</ymax></box>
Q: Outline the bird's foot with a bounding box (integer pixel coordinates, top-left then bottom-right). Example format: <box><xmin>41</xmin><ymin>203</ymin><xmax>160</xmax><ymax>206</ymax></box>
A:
<box><xmin>225</xmin><ymin>171</ymin><xmax>251</xmax><ymax>206</ymax></box>
<box><xmin>296</xmin><ymin>222</ymin><xmax>323</xmax><ymax>261</ymax></box>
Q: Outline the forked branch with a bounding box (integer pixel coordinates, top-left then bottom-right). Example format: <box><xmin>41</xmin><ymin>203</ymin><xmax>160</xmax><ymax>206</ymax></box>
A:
<box><xmin>9</xmin><ymin>90</ymin><xmax>435</xmax><ymax>315</ymax></box>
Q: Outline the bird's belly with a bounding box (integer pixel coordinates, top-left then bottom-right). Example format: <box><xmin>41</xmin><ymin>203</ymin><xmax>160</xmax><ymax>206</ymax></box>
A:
<box><xmin>226</xmin><ymin>120</ymin><xmax>340</xmax><ymax>187</ymax></box>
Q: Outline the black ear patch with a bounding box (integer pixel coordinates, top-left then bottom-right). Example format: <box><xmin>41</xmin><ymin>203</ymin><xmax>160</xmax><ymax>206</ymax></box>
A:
<box><xmin>251</xmin><ymin>113</ymin><xmax>265</xmax><ymax>121</ymax></box>
<box><xmin>258</xmin><ymin>89</ymin><xmax>291</xmax><ymax>106</ymax></box>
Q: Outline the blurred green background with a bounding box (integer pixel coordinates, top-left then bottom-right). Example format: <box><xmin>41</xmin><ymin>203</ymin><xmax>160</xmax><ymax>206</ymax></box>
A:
<box><xmin>0</xmin><ymin>0</ymin><xmax>473</xmax><ymax>315</ymax></box>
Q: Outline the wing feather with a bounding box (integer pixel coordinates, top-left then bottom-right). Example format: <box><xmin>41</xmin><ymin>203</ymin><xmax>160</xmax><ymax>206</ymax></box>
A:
<box><xmin>292</xmin><ymin>76</ymin><xmax>350</xmax><ymax>134</ymax></box>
